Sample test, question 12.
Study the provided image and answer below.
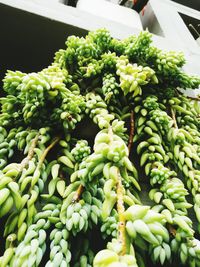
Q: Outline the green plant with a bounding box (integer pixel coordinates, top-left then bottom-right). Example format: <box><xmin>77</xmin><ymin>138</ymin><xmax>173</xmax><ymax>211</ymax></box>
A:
<box><xmin>0</xmin><ymin>28</ymin><xmax>200</xmax><ymax>267</ymax></box>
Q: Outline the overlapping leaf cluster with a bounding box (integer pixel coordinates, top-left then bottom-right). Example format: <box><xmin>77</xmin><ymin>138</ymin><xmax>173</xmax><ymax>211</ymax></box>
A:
<box><xmin>0</xmin><ymin>28</ymin><xmax>200</xmax><ymax>267</ymax></box>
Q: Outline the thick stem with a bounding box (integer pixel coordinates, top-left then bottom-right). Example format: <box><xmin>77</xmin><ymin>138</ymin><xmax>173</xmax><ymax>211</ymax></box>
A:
<box><xmin>38</xmin><ymin>137</ymin><xmax>60</xmax><ymax>169</ymax></box>
<box><xmin>171</xmin><ymin>108</ymin><xmax>178</xmax><ymax>129</ymax></box>
<box><xmin>108</xmin><ymin>125</ymin><xmax>114</xmax><ymax>142</ymax></box>
<box><xmin>167</xmin><ymin>223</ymin><xmax>176</xmax><ymax>237</ymax></box>
<box><xmin>175</xmin><ymin>89</ymin><xmax>200</xmax><ymax>101</ymax></box>
<box><xmin>116</xmin><ymin>113</ymin><xmax>134</xmax><ymax>254</ymax></box>
<box><xmin>186</xmin><ymin>96</ymin><xmax>200</xmax><ymax>101</ymax></box>
<box><xmin>128</xmin><ymin>111</ymin><xmax>134</xmax><ymax>153</ymax></box>
<box><xmin>6</xmin><ymin>234</ymin><xmax>17</xmax><ymax>248</ymax></box>
<box><xmin>72</xmin><ymin>184</ymin><xmax>84</xmax><ymax>203</ymax></box>
<box><xmin>117</xmin><ymin>170</ymin><xmax>126</xmax><ymax>256</ymax></box>
<box><xmin>30</xmin><ymin>137</ymin><xmax>60</xmax><ymax>189</ymax></box>
<box><xmin>20</xmin><ymin>134</ymin><xmax>39</xmax><ymax>171</ymax></box>
<box><xmin>108</xmin><ymin>125</ymin><xmax>126</xmax><ymax>252</ymax></box>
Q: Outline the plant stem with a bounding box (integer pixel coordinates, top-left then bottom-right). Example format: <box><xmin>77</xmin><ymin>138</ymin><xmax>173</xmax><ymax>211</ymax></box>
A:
<box><xmin>109</xmin><ymin>125</ymin><xmax>126</xmax><ymax>252</ymax></box>
<box><xmin>175</xmin><ymin>89</ymin><xmax>200</xmax><ymax>101</ymax></box>
<box><xmin>117</xmin><ymin>170</ymin><xmax>126</xmax><ymax>256</ymax></box>
<box><xmin>167</xmin><ymin>223</ymin><xmax>176</xmax><ymax>237</ymax></box>
<box><xmin>186</xmin><ymin>96</ymin><xmax>200</xmax><ymax>101</ymax></box>
<box><xmin>171</xmin><ymin>108</ymin><xmax>178</xmax><ymax>129</ymax></box>
<box><xmin>128</xmin><ymin>111</ymin><xmax>134</xmax><ymax>153</ymax></box>
<box><xmin>72</xmin><ymin>184</ymin><xmax>84</xmax><ymax>202</ymax></box>
<box><xmin>20</xmin><ymin>134</ymin><xmax>39</xmax><ymax>170</ymax></box>
<box><xmin>108</xmin><ymin>125</ymin><xmax>114</xmax><ymax>142</ymax></box>
<box><xmin>30</xmin><ymin>137</ymin><xmax>60</xmax><ymax>189</ymax></box>
<box><xmin>116</xmin><ymin>112</ymin><xmax>134</xmax><ymax>254</ymax></box>
<box><xmin>38</xmin><ymin>137</ymin><xmax>60</xmax><ymax>169</ymax></box>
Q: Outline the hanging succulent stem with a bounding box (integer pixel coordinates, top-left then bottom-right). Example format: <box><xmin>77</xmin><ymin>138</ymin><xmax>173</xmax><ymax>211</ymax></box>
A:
<box><xmin>128</xmin><ymin>111</ymin><xmax>134</xmax><ymax>153</ymax></box>
<box><xmin>108</xmin><ymin>125</ymin><xmax>114</xmax><ymax>141</ymax></box>
<box><xmin>38</xmin><ymin>136</ymin><xmax>60</xmax><ymax>168</ymax></box>
<box><xmin>118</xmin><ymin>111</ymin><xmax>134</xmax><ymax>254</ymax></box>
<box><xmin>186</xmin><ymin>96</ymin><xmax>200</xmax><ymax>101</ymax></box>
<box><xmin>117</xmin><ymin>169</ymin><xmax>126</xmax><ymax>256</ymax></box>
<box><xmin>167</xmin><ymin>224</ymin><xmax>177</xmax><ymax>237</ymax></box>
<box><xmin>20</xmin><ymin>134</ymin><xmax>39</xmax><ymax>170</ymax></box>
<box><xmin>72</xmin><ymin>184</ymin><xmax>84</xmax><ymax>203</ymax></box>
<box><xmin>175</xmin><ymin>89</ymin><xmax>200</xmax><ymax>101</ymax></box>
<box><xmin>171</xmin><ymin>107</ymin><xmax>178</xmax><ymax>129</ymax></box>
<box><xmin>108</xmin><ymin>125</ymin><xmax>127</xmax><ymax>254</ymax></box>
<box><xmin>30</xmin><ymin>136</ymin><xmax>61</xmax><ymax>189</ymax></box>
<box><xmin>6</xmin><ymin>234</ymin><xmax>17</xmax><ymax>248</ymax></box>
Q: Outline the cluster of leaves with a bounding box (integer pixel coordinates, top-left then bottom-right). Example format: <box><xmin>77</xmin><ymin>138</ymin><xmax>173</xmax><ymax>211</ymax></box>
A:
<box><xmin>0</xmin><ymin>28</ymin><xmax>200</xmax><ymax>267</ymax></box>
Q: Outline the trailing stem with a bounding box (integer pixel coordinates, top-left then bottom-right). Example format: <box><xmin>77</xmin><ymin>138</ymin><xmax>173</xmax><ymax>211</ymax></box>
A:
<box><xmin>20</xmin><ymin>134</ymin><xmax>39</xmax><ymax>170</ymax></box>
<box><xmin>72</xmin><ymin>184</ymin><xmax>84</xmax><ymax>203</ymax></box>
<box><xmin>117</xmin><ymin>170</ymin><xmax>126</xmax><ymax>256</ymax></box>
<box><xmin>128</xmin><ymin>111</ymin><xmax>134</xmax><ymax>153</ymax></box>
<box><xmin>171</xmin><ymin>107</ymin><xmax>178</xmax><ymax>129</ymax></box>
<box><xmin>176</xmin><ymin>89</ymin><xmax>200</xmax><ymax>101</ymax></box>
<box><xmin>31</xmin><ymin>137</ymin><xmax>60</xmax><ymax>188</ymax></box>
<box><xmin>38</xmin><ymin>137</ymin><xmax>60</xmax><ymax>169</ymax></box>
<box><xmin>167</xmin><ymin>223</ymin><xmax>176</xmax><ymax>237</ymax></box>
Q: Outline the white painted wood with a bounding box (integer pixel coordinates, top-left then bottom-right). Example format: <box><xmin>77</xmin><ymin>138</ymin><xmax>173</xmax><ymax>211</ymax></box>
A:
<box><xmin>27</xmin><ymin>0</ymin><xmax>65</xmax><ymax>5</ymax></box>
<box><xmin>142</xmin><ymin>0</ymin><xmax>200</xmax><ymax>54</ymax></box>
<box><xmin>47</xmin><ymin>0</ymin><xmax>65</xmax><ymax>3</ymax></box>
<box><xmin>0</xmin><ymin>0</ymin><xmax>141</xmax><ymax>39</ymax></box>
<box><xmin>0</xmin><ymin>0</ymin><xmax>199</xmax><ymax>88</ymax></box>
<box><xmin>77</xmin><ymin>0</ymin><xmax>143</xmax><ymax>29</ymax></box>
<box><xmin>139</xmin><ymin>0</ymin><xmax>200</xmax><ymax>82</ymax></box>
<box><xmin>157</xmin><ymin>0</ymin><xmax>200</xmax><ymax>19</ymax></box>
<box><xmin>197</xmin><ymin>37</ymin><xmax>200</xmax><ymax>46</ymax></box>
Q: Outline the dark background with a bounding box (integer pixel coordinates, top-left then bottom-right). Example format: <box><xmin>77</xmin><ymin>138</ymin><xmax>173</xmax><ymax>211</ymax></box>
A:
<box><xmin>0</xmin><ymin>3</ymin><xmax>87</xmax><ymax>86</ymax></box>
<box><xmin>172</xmin><ymin>0</ymin><xmax>200</xmax><ymax>11</ymax></box>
